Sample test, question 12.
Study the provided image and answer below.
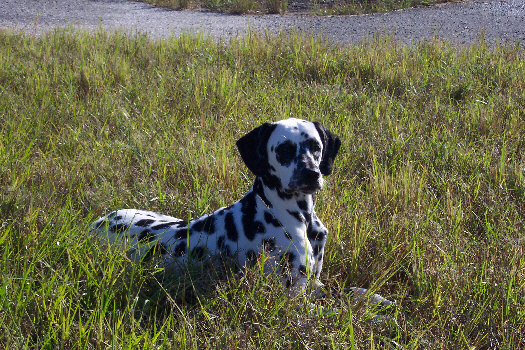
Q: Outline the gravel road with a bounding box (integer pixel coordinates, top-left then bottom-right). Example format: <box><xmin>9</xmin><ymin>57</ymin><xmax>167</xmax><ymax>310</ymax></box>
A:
<box><xmin>1</xmin><ymin>0</ymin><xmax>524</xmax><ymax>45</ymax></box>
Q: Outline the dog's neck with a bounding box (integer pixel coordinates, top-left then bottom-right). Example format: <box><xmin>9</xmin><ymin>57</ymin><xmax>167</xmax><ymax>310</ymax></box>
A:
<box><xmin>252</xmin><ymin>177</ymin><xmax>313</xmax><ymax>236</ymax></box>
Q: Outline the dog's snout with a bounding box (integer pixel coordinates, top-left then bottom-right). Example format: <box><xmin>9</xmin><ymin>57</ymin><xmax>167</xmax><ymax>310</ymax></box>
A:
<box><xmin>302</xmin><ymin>168</ymin><xmax>320</xmax><ymax>183</ymax></box>
<box><xmin>296</xmin><ymin>157</ymin><xmax>320</xmax><ymax>182</ymax></box>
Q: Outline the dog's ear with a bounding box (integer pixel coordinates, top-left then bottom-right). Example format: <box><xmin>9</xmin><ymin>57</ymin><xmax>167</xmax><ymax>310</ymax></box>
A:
<box><xmin>236</xmin><ymin>122</ymin><xmax>277</xmax><ymax>177</ymax></box>
<box><xmin>314</xmin><ymin>122</ymin><xmax>341</xmax><ymax>176</ymax></box>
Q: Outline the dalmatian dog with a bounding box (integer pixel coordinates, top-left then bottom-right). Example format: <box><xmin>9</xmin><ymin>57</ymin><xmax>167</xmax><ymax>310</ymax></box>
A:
<box><xmin>92</xmin><ymin>118</ymin><xmax>393</xmax><ymax>308</ymax></box>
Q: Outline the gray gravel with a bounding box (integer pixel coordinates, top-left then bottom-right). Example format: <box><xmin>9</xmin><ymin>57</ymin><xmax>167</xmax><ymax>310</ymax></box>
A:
<box><xmin>1</xmin><ymin>0</ymin><xmax>524</xmax><ymax>45</ymax></box>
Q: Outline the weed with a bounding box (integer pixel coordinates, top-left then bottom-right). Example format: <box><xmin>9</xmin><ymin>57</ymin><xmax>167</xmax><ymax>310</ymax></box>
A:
<box><xmin>267</xmin><ymin>0</ymin><xmax>288</xmax><ymax>14</ymax></box>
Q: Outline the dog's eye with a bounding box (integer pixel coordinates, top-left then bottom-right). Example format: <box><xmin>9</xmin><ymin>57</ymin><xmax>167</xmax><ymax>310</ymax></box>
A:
<box><xmin>275</xmin><ymin>140</ymin><xmax>297</xmax><ymax>166</ymax></box>
<box><xmin>307</xmin><ymin>139</ymin><xmax>321</xmax><ymax>153</ymax></box>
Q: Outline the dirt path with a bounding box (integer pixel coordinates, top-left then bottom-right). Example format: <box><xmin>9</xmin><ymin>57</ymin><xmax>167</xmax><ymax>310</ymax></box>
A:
<box><xmin>1</xmin><ymin>0</ymin><xmax>524</xmax><ymax>45</ymax></box>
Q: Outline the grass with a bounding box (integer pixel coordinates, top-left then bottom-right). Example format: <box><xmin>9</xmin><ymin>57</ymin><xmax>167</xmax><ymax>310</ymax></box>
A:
<box><xmin>309</xmin><ymin>0</ymin><xmax>450</xmax><ymax>16</ymax></box>
<box><xmin>140</xmin><ymin>0</ymin><xmax>451</xmax><ymax>15</ymax></box>
<box><xmin>0</xmin><ymin>28</ymin><xmax>524</xmax><ymax>348</ymax></box>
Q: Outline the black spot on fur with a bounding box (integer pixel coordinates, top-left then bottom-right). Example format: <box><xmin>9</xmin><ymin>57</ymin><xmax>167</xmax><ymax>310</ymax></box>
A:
<box><xmin>174</xmin><ymin>241</ymin><xmax>186</xmax><ymax>256</ymax></box>
<box><xmin>108</xmin><ymin>211</ymin><xmax>118</xmax><ymax>219</ymax></box>
<box><xmin>216</xmin><ymin>235</ymin><xmax>231</xmax><ymax>256</ymax></box>
<box><xmin>218</xmin><ymin>235</ymin><xmax>226</xmax><ymax>250</ymax></box>
<box><xmin>138</xmin><ymin>229</ymin><xmax>155</xmax><ymax>243</ymax></box>
<box><xmin>109</xmin><ymin>223</ymin><xmax>129</xmax><ymax>233</ymax></box>
<box><xmin>151</xmin><ymin>222</ymin><xmax>179</xmax><ymax>230</ymax></box>
<box><xmin>191</xmin><ymin>246</ymin><xmax>206</xmax><ymax>260</ymax></box>
<box><xmin>240</xmin><ymin>191</ymin><xmax>266</xmax><ymax>241</ymax></box>
<box><xmin>299</xmin><ymin>265</ymin><xmax>307</xmax><ymax>276</ymax></box>
<box><xmin>297</xmin><ymin>200</ymin><xmax>308</xmax><ymax>211</ymax></box>
<box><xmin>253</xmin><ymin>178</ymin><xmax>272</xmax><ymax>208</ymax></box>
<box><xmin>252</xmin><ymin>221</ymin><xmax>266</xmax><ymax>238</ymax></box>
<box><xmin>264</xmin><ymin>211</ymin><xmax>281</xmax><ymax>227</ymax></box>
<box><xmin>262</xmin><ymin>174</ymin><xmax>282</xmax><ymax>192</ymax></box>
<box><xmin>307</xmin><ymin>226</ymin><xmax>326</xmax><ymax>242</ymax></box>
<box><xmin>217</xmin><ymin>208</ymin><xmax>225</xmax><ymax>216</ymax></box>
<box><xmin>225</xmin><ymin>212</ymin><xmax>238</xmax><ymax>242</ymax></box>
<box><xmin>261</xmin><ymin>174</ymin><xmax>293</xmax><ymax>200</ymax></box>
<box><xmin>135</xmin><ymin>219</ymin><xmax>156</xmax><ymax>227</ymax></box>
<box><xmin>303</xmin><ymin>212</ymin><xmax>312</xmax><ymax>224</ymax></box>
<box><xmin>287</xmin><ymin>210</ymin><xmax>305</xmax><ymax>223</ymax></box>
<box><xmin>94</xmin><ymin>220</ymin><xmax>108</xmax><ymax>229</ymax></box>
<box><xmin>280</xmin><ymin>252</ymin><xmax>295</xmax><ymax>272</ymax></box>
<box><xmin>114</xmin><ymin>215</ymin><xmax>123</xmax><ymax>221</ymax></box>
<box><xmin>313</xmin><ymin>245</ymin><xmax>322</xmax><ymax>256</ymax></box>
<box><xmin>275</xmin><ymin>140</ymin><xmax>297</xmax><ymax>166</ymax></box>
<box><xmin>174</xmin><ymin>228</ymin><xmax>191</xmax><ymax>240</ymax></box>
<box><xmin>191</xmin><ymin>215</ymin><xmax>216</xmax><ymax>234</ymax></box>
<box><xmin>175</xmin><ymin>220</ymin><xmax>188</xmax><ymax>227</ymax></box>
<box><xmin>300</xmin><ymin>138</ymin><xmax>321</xmax><ymax>154</ymax></box>
<box><xmin>262</xmin><ymin>238</ymin><xmax>276</xmax><ymax>252</ymax></box>
<box><xmin>158</xmin><ymin>243</ymin><xmax>168</xmax><ymax>255</ymax></box>
<box><xmin>277</xmin><ymin>188</ymin><xmax>293</xmax><ymax>200</ymax></box>
<box><xmin>246</xmin><ymin>250</ymin><xmax>257</xmax><ymax>266</ymax></box>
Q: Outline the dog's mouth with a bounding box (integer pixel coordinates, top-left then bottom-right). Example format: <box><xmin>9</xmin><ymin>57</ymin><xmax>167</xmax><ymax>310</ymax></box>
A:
<box><xmin>286</xmin><ymin>182</ymin><xmax>322</xmax><ymax>195</ymax></box>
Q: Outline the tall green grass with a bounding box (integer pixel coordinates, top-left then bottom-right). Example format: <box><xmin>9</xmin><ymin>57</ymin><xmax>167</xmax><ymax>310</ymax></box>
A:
<box><xmin>0</xmin><ymin>28</ymin><xmax>524</xmax><ymax>348</ymax></box>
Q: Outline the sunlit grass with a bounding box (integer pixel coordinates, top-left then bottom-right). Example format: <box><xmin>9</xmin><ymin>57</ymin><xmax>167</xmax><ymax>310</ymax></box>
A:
<box><xmin>0</xmin><ymin>28</ymin><xmax>524</xmax><ymax>348</ymax></box>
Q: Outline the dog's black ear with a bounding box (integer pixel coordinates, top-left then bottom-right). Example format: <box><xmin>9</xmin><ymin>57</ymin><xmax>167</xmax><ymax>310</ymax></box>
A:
<box><xmin>314</xmin><ymin>122</ymin><xmax>341</xmax><ymax>176</ymax></box>
<box><xmin>236</xmin><ymin>122</ymin><xmax>277</xmax><ymax>177</ymax></box>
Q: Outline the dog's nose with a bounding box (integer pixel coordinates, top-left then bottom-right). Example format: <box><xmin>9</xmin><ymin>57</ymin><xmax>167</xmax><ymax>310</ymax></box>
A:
<box><xmin>302</xmin><ymin>168</ymin><xmax>320</xmax><ymax>184</ymax></box>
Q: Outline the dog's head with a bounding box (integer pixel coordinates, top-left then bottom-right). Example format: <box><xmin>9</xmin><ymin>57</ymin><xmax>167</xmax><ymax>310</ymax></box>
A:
<box><xmin>237</xmin><ymin>118</ymin><xmax>341</xmax><ymax>194</ymax></box>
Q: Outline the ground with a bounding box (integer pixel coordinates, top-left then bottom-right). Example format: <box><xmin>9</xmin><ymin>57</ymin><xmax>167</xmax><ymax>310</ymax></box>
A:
<box><xmin>0</xmin><ymin>0</ymin><xmax>524</xmax><ymax>45</ymax></box>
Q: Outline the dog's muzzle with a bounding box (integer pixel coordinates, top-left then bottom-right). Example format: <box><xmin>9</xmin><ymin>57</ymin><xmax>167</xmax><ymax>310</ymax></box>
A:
<box><xmin>289</xmin><ymin>163</ymin><xmax>322</xmax><ymax>194</ymax></box>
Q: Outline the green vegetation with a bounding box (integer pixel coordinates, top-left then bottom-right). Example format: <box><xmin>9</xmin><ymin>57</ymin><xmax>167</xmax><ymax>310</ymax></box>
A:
<box><xmin>0</xmin><ymin>28</ymin><xmax>524</xmax><ymax>348</ymax></box>
<box><xmin>141</xmin><ymin>0</ymin><xmax>449</xmax><ymax>15</ymax></box>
